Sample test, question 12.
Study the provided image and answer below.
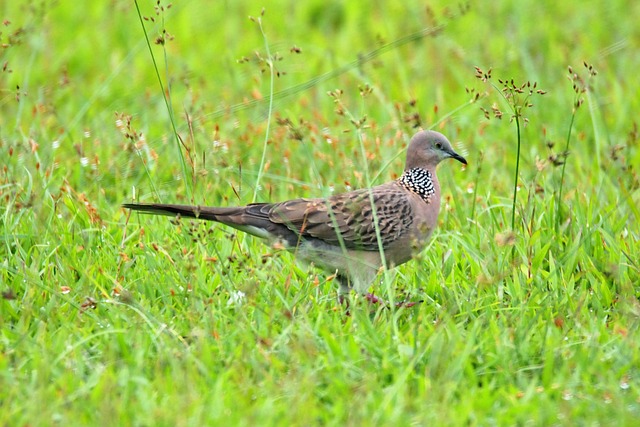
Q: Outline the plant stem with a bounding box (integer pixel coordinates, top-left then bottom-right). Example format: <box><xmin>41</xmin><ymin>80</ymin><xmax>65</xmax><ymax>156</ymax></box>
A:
<box><xmin>469</xmin><ymin>151</ymin><xmax>484</xmax><ymax>227</ymax></box>
<box><xmin>556</xmin><ymin>110</ymin><xmax>576</xmax><ymax>230</ymax></box>
<box><xmin>134</xmin><ymin>0</ymin><xmax>191</xmax><ymax>201</ymax></box>
<box><xmin>252</xmin><ymin>17</ymin><xmax>275</xmax><ymax>203</ymax></box>
<box><xmin>511</xmin><ymin>112</ymin><xmax>521</xmax><ymax>232</ymax></box>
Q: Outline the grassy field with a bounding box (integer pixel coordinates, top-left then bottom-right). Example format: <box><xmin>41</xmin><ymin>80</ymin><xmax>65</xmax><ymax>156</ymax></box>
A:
<box><xmin>2</xmin><ymin>0</ymin><xmax>639</xmax><ymax>425</ymax></box>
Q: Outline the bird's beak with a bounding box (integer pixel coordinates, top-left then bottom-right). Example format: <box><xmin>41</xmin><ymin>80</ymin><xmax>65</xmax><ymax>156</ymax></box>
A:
<box><xmin>448</xmin><ymin>150</ymin><xmax>467</xmax><ymax>165</ymax></box>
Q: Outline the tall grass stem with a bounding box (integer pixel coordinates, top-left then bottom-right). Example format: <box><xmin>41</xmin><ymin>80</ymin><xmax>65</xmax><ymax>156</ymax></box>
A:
<box><xmin>134</xmin><ymin>0</ymin><xmax>192</xmax><ymax>201</ymax></box>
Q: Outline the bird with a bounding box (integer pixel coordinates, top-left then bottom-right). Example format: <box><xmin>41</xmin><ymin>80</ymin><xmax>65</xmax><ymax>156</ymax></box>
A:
<box><xmin>123</xmin><ymin>130</ymin><xmax>467</xmax><ymax>303</ymax></box>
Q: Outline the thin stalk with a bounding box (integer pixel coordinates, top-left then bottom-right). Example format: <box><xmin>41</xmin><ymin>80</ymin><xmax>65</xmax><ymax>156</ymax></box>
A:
<box><xmin>469</xmin><ymin>151</ymin><xmax>484</xmax><ymax>226</ymax></box>
<box><xmin>511</xmin><ymin>114</ymin><xmax>521</xmax><ymax>232</ymax></box>
<box><xmin>134</xmin><ymin>0</ymin><xmax>191</xmax><ymax>201</ymax></box>
<box><xmin>556</xmin><ymin>109</ymin><xmax>576</xmax><ymax>230</ymax></box>
<box><xmin>488</xmin><ymin>80</ymin><xmax>525</xmax><ymax>233</ymax></box>
<box><xmin>252</xmin><ymin>16</ymin><xmax>275</xmax><ymax>203</ymax></box>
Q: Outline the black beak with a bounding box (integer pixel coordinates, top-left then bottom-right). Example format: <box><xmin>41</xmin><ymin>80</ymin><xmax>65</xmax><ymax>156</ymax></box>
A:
<box><xmin>449</xmin><ymin>150</ymin><xmax>467</xmax><ymax>165</ymax></box>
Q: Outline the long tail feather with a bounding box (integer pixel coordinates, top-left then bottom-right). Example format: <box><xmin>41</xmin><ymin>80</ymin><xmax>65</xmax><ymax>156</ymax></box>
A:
<box><xmin>123</xmin><ymin>203</ymin><xmax>240</xmax><ymax>221</ymax></box>
<box><xmin>123</xmin><ymin>202</ymin><xmax>284</xmax><ymax>241</ymax></box>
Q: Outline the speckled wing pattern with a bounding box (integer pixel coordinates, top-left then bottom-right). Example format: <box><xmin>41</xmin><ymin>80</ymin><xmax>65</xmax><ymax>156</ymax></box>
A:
<box><xmin>267</xmin><ymin>184</ymin><xmax>414</xmax><ymax>251</ymax></box>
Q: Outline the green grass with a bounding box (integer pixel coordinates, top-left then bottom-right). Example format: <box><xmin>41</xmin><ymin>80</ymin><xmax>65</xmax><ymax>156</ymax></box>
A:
<box><xmin>2</xmin><ymin>0</ymin><xmax>639</xmax><ymax>425</ymax></box>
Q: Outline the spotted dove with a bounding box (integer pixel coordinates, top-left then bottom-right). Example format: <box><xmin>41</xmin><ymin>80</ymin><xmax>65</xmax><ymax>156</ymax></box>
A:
<box><xmin>124</xmin><ymin>130</ymin><xmax>467</xmax><ymax>299</ymax></box>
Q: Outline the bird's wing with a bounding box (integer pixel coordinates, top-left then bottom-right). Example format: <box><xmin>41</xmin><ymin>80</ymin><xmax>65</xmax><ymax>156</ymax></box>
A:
<box><xmin>268</xmin><ymin>184</ymin><xmax>414</xmax><ymax>251</ymax></box>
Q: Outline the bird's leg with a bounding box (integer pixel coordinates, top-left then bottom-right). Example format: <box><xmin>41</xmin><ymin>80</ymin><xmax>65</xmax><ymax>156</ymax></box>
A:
<box><xmin>336</xmin><ymin>275</ymin><xmax>352</xmax><ymax>312</ymax></box>
<box><xmin>397</xmin><ymin>300</ymin><xmax>420</xmax><ymax>308</ymax></box>
<box><xmin>364</xmin><ymin>292</ymin><xmax>385</xmax><ymax>304</ymax></box>
<box><xmin>365</xmin><ymin>286</ymin><xmax>422</xmax><ymax>308</ymax></box>
<box><xmin>365</xmin><ymin>293</ymin><xmax>421</xmax><ymax>308</ymax></box>
<box><xmin>336</xmin><ymin>276</ymin><xmax>420</xmax><ymax>311</ymax></box>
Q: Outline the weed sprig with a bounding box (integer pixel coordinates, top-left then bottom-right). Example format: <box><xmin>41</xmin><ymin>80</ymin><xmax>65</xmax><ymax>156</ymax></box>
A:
<box><xmin>133</xmin><ymin>0</ymin><xmax>192</xmax><ymax>201</ymax></box>
<box><xmin>475</xmin><ymin>66</ymin><xmax>546</xmax><ymax>234</ymax></box>
<box><xmin>556</xmin><ymin>62</ymin><xmax>597</xmax><ymax>230</ymax></box>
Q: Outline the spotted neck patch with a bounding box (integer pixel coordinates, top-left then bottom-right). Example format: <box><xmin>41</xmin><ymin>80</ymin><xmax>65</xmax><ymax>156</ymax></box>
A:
<box><xmin>399</xmin><ymin>167</ymin><xmax>435</xmax><ymax>202</ymax></box>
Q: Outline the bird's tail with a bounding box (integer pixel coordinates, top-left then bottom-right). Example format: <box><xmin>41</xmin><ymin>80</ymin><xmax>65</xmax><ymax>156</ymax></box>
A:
<box><xmin>123</xmin><ymin>202</ymin><xmax>279</xmax><ymax>240</ymax></box>
<box><xmin>122</xmin><ymin>203</ymin><xmax>244</xmax><ymax>222</ymax></box>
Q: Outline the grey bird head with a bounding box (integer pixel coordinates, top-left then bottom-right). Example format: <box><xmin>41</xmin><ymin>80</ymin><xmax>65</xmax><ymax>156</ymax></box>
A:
<box><xmin>405</xmin><ymin>130</ymin><xmax>467</xmax><ymax>170</ymax></box>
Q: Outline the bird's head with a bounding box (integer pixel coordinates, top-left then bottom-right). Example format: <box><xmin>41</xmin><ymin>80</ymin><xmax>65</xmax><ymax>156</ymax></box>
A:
<box><xmin>405</xmin><ymin>130</ymin><xmax>467</xmax><ymax>170</ymax></box>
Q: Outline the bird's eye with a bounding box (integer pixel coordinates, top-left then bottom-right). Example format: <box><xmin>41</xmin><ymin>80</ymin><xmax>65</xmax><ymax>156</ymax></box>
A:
<box><xmin>435</xmin><ymin>143</ymin><xmax>442</xmax><ymax>149</ymax></box>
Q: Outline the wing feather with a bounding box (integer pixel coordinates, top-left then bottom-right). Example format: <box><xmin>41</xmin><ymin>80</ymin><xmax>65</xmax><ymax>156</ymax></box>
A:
<box><xmin>267</xmin><ymin>184</ymin><xmax>413</xmax><ymax>250</ymax></box>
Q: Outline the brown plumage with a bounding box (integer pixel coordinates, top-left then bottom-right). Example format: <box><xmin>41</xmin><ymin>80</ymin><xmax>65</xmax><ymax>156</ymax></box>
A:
<box><xmin>124</xmin><ymin>130</ymin><xmax>467</xmax><ymax>296</ymax></box>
